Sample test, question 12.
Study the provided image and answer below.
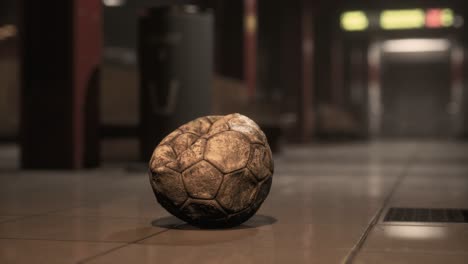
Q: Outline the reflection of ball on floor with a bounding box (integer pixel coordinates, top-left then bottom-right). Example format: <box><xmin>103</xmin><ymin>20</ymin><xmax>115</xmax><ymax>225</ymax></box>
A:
<box><xmin>149</xmin><ymin>113</ymin><xmax>274</xmax><ymax>228</ymax></box>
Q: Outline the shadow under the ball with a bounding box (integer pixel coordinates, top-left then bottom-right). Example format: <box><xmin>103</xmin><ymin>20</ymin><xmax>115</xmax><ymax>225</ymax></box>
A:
<box><xmin>149</xmin><ymin>215</ymin><xmax>277</xmax><ymax>246</ymax></box>
<box><xmin>152</xmin><ymin>215</ymin><xmax>277</xmax><ymax>230</ymax></box>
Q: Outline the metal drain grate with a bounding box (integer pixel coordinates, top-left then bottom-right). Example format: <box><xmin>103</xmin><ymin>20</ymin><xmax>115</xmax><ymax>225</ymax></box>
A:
<box><xmin>384</xmin><ymin>208</ymin><xmax>468</xmax><ymax>223</ymax></box>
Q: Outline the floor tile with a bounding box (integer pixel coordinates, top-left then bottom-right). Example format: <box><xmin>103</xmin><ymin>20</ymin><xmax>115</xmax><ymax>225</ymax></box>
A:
<box><xmin>0</xmin><ymin>239</ymin><xmax>123</xmax><ymax>264</ymax></box>
<box><xmin>387</xmin><ymin>174</ymin><xmax>468</xmax><ymax>208</ymax></box>
<box><xmin>0</xmin><ymin>215</ymin><xmax>172</xmax><ymax>242</ymax></box>
<box><xmin>140</xmin><ymin>221</ymin><xmax>365</xmax><ymax>251</ymax></box>
<box><xmin>362</xmin><ymin>224</ymin><xmax>468</xmax><ymax>253</ymax></box>
<box><xmin>85</xmin><ymin>244</ymin><xmax>349</xmax><ymax>264</ymax></box>
<box><xmin>0</xmin><ymin>216</ymin><xmax>20</xmax><ymax>223</ymax></box>
<box><xmin>51</xmin><ymin>197</ymin><xmax>171</xmax><ymax>219</ymax></box>
<box><xmin>354</xmin><ymin>251</ymin><xmax>468</xmax><ymax>264</ymax></box>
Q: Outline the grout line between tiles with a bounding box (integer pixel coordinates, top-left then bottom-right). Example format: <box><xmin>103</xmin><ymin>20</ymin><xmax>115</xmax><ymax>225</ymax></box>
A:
<box><xmin>361</xmin><ymin>248</ymin><xmax>468</xmax><ymax>255</ymax></box>
<box><xmin>0</xmin><ymin>237</ymin><xmax>129</xmax><ymax>244</ymax></box>
<box><xmin>0</xmin><ymin>206</ymin><xmax>84</xmax><ymax>225</ymax></box>
<box><xmin>342</xmin><ymin>149</ymin><xmax>420</xmax><ymax>264</ymax></box>
<box><xmin>76</xmin><ymin>224</ymin><xmax>183</xmax><ymax>264</ymax></box>
<box><xmin>0</xmin><ymin>216</ymin><xmax>22</xmax><ymax>224</ymax></box>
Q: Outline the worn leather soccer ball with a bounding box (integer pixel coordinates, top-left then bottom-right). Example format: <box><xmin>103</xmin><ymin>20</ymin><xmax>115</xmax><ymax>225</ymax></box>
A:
<box><xmin>149</xmin><ymin>113</ymin><xmax>274</xmax><ymax>228</ymax></box>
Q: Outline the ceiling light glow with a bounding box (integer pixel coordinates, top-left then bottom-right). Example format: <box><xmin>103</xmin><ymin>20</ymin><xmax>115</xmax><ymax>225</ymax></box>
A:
<box><xmin>103</xmin><ymin>0</ymin><xmax>125</xmax><ymax>7</ymax></box>
<box><xmin>382</xmin><ymin>39</ymin><xmax>450</xmax><ymax>53</ymax></box>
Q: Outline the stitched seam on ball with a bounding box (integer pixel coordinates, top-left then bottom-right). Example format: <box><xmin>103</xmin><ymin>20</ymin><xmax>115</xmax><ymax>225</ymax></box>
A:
<box><xmin>213</xmin><ymin>170</ymin><xmax>226</xmax><ymax>199</ymax></box>
<box><xmin>214</xmin><ymin>168</ymin><xmax>249</xmax><ymax>212</ymax></box>
<box><xmin>160</xmin><ymin>129</ymin><xmax>183</xmax><ymax>146</ymax></box>
<box><xmin>249</xmin><ymin>143</ymin><xmax>273</xmax><ymax>176</ymax></box>
<box><xmin>245</xmin><ymin>168</ymin><xmax>262</xmax><ymax>207</ymax></box>
<box><xmin>181</xmin><ymin>160</ymin><xmax>222</xmax><ymax>200</ymax></box>
<box><xmin>250</xmin><ymin>142</ymin><xmax>273</xmax><ymax>174</ymax></box>
<box><xmin>176</xmin><ymin>138</ymin><xmax>205</xmax><ymax>170</ymax></box>
<box><xmin>177</xmin><ymin>137</ymin><xmax>207</xmax><ymax>172</ymax></box>
<box><xmin>181</xmin><ymin>131</ymin><xmax>200</xmax><ymax>137</ymax></box>
<box><xmin>228</xmin><ymin>129</ymin><xmax>253</xmax><ymax>145</ymax></box>
<box><xmin>173</xmin><ymin>133</ymin><xmax>201</xmax><ymax>161</ymax></box>
<box><xmin>245</xmin><ymin>144</ymin><xmax>256</xmax><ymax>174</ymax></box>
<box><xmin>179</xmin><ymin>198</ymin><xmax>192</xmax><ymax>210</ymax></box>
<box><xmin>212</xmin><ymin>199</ymin><xmax>228</xmax><ymax>215</ymax></box>
<box><xmin>204</xmin><ymin>131</ymin><xmax>252</xmax><ymax>173</ymax></box>
<box><xmin>202</xmin><ymin>158</ymin><xmax>225</xmax><ymax>174</ymax></box>
<box><xmin>245</xmin><ymin>167</ymin><xmax>260</xmax><ymax>183</ymax></box>
<box><xmin>250</xmin><ymin>142</ymin><xmax>267</xmax><ymax>148</ymax></box>
<box><xmin>172</xmin><ymin>167</ymin><xmax>190</xmax><ymax>201</ymax></box>
<box><xmin>205</xmin><ymin>127</ymin><xmax>229</xmax><ymax>140</ymax></box>
<box><xmin>204</xmin><ymin>116</ymin><xmax>214</xmax><ymax>125</ymax></box>
<box><xmin>159</xmin><ymin>144</ymin><xmax>177</xmax><ymax>161</ymax></box>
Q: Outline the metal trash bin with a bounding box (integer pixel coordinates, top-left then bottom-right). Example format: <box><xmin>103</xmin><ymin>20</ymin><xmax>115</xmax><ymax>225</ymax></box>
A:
<box><xmin>138</xmin><ymin>6</ymin><xmax>213</xmax><ymax>160</ymax></box>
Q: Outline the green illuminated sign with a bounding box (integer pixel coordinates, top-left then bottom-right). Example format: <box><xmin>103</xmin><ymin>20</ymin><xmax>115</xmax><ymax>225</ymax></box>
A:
<box><xmin>441</xmin><ymin>9</ymin><xmax>454</xmax><ymax>27</ymax></box>
<box><xmin>341</xmin><ymin>11</ymin><xmax>369</xmax><ymax>31</ymax></box>
<box><xmin>380</xmin><ymin>9</ymin><xmax>425</xmax><ymax>30</ymax></box>
<box><xmin>340</xmin><ymin>8</ymin><xmax>457</xmax><ymax>32</ymax></box>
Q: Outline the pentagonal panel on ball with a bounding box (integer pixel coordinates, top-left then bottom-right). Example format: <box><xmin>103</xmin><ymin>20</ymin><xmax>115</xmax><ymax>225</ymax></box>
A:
<box><xmin>150</xmin><ymin>166</ymin><xmax>188</xmax><ymax>206</ymax></box>
<box><xmin>216</xmin><ymin>169</ymin><xmax>257</xmax><ymax>213</ymax></box>
<box><xmin>247</xmin><ymin>144</ymin><xmax>273</xmax><ymax>181</ymax></box>
<box><xmin>182</xmin><ymin>160</ymin><xmax>223</xmax><ymax>199</ymax></box>
<box><xmin>205</xmin><ymin>131</ymin><xmax>251</xmax><ymax>173</ymax></box>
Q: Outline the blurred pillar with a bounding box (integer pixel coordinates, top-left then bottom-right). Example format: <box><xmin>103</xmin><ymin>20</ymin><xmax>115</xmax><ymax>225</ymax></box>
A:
<box><xmin>244</xmin><ymin>0</ymin><xmax>257</xmax><ymax>98</ymax></box>
<box><xmin>331</xmin><ymin>33</ymin><xmax>344</xmax><ymax>106</ymax></box>
<box><xmin>299</xmin><ymin>0</ymin><xmax>315</xmax><ymax>141</ymax></box>
<box><xmin>257</xmin><ymin>0</ymin><xmax>316</xmax><ymax>142</ymax></box>
<box><xmin>19</xmin><ymin>1</ymin><xmax>101</xmax><ymax>169</ymax></box>
<box><xmin>313</xmin><ymin>2</ymin><xmax>334</xmax><ymax>136</ymax></box>
<box><xmin>462</xmin><ymin>3</ymin><xmax>468</xmax><ymax>138</ymax></box>
<box><xmin>282</xmin><ymin>0</ymin><xmax>316</xmax><ymax>142</ymax></box>
<box><xmin>213</xmin><ymin>0</ymin><xmax>244</xmax><ymax>80</ymax></box>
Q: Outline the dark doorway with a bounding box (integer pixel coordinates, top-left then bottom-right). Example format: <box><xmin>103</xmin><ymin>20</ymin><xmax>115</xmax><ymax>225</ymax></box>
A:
<box><xmin>380</xmin><ymin>41</ymin><xmax>452</xmax><ymax>138</ymax></box>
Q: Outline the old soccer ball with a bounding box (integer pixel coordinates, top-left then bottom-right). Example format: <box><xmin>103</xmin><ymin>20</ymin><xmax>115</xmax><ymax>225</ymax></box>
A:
<box><xmin>149</xmin><ymin>113</ymin><xmax>274</xmax><ymax>228</ymax></box>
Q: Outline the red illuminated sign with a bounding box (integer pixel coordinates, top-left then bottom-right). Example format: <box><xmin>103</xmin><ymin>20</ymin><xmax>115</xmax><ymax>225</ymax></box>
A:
<box><xmin>426</xmin><ymin>9</ymin><xmax>442</xmax><ymax>28</ymax></box>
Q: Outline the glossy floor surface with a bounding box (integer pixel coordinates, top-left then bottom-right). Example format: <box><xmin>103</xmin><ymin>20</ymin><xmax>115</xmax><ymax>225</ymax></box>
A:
<box><xmin>1</xmin><ymin>141</ymin><xmax>468</xmax><ymax>263</ymax></box>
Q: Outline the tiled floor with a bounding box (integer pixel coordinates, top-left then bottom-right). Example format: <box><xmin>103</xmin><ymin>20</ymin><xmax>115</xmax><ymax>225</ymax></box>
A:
<box><xmin>0</xmin><ymin>141</ymin><xmax>467</xmax><ymax>263</ymax></box>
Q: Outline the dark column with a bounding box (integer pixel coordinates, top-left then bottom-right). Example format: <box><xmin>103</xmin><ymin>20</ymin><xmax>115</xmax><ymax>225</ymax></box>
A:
<box><xmin>461</xmin><ymin>3</ymin><xmax>468</xmax><ymax>138</ymax></box>
<box><xmin>213</xmin><ymin>0</ymin><xmax>244</xmax><ymax>80</ymax></box>
<box><xmin>244</xmin><ymin>0</ymin><xmax>257</xmax><ymax>98</ymax></box>
<box><xmin>313</xmin><ymin>2</ymin><xmax>335</xmax><ymax>137</ymax></box>
<box><xmin>19</xmin><ymin>1</ymin><xmax>101</xmax><ymax>169</ymax></box>
<box><xmin>314</xmin><ymin>3</ymin><xmax>333</xmax><ymax>105</ymax></box>
<box><xmin>280</xmin><ymin>0</ymin><xmax>316</xmax><ymax>141</ymax></box>
<box><xmin>256</xmin><ymin>0</ymin><xmax>316</xmax><ymax>142</ymax></box>
<box><xmin>299</xmin><ymin>0</ymin><xmax>316</xmax><ymax>141</ymax></box>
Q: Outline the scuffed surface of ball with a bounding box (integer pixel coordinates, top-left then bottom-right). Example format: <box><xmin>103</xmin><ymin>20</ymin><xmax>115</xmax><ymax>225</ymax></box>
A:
<box><xmin>149</xmin><ymin>113</ymin><xmax>274</xmax><ymax>228</ymax></box>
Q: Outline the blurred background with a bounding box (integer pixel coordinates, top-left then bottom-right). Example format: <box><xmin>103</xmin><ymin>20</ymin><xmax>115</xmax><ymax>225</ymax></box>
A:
<box><xmin>0</xmin><ymin>0</ymin><xmax>467</xmax><ymax>169</ymax></box>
